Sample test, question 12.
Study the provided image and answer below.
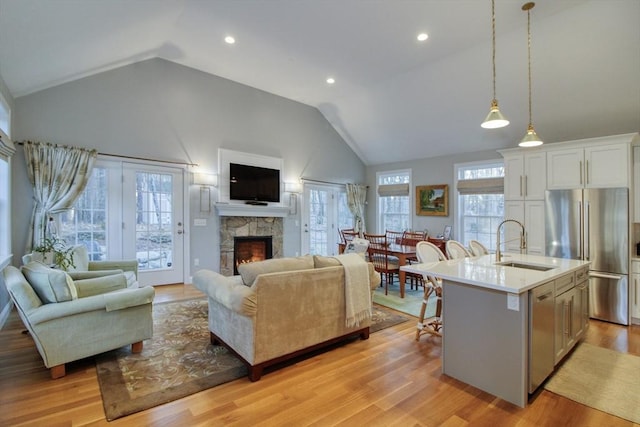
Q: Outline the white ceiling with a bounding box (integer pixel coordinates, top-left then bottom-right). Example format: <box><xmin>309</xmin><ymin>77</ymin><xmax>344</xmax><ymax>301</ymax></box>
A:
<box><xmin>0</xmin><ymin>0</ymin><xmax>638</xmax><ymax>165</ymax></box>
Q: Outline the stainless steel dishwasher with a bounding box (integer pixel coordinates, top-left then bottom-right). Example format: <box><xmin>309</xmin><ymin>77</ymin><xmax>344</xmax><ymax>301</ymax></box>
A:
<box><xmin>529</xmin><ymin>280</ymin><xmax>555</xmax><ymax>393</ymax></box>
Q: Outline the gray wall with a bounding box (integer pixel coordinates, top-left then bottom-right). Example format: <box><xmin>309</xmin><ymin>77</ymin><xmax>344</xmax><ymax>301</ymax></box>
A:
<box><xmin>11</xmin><ymin>58</ymin><xmax>366</xmax><ymax>275</ymax></box>
<box><xmin>365</xmin><ymin>149</ymin><xmax>502</xmax><ymax>239</ymax></box>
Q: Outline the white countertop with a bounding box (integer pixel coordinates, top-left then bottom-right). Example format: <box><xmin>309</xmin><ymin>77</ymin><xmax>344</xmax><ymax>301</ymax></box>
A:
<box><xmin>401</xmin><ymin>253</ymin><xmax>591</xmax><ymax>294</ymax></box>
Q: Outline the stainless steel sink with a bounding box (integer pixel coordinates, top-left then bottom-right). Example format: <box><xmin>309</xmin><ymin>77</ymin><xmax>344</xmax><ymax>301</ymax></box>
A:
<box><xmin>494</xmin><ymin>261</ymin><xmax>555</xmax><ymax>272</ymax></box>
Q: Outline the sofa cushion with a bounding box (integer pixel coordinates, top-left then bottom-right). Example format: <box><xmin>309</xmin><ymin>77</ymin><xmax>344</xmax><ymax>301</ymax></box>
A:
<box><xmin>21</xmin><ymin>261</ymin><xmax>78</xmax><ymax>303</ymax></box>
<box><xmin>313</xmin><ymin>255</ymin><xmax>342</xmax><ymax>268</ymax></box>
<box><xmin>238</xmin><ymin>255</ymin><xmax>314</xmax><ymax>286</ymax></box>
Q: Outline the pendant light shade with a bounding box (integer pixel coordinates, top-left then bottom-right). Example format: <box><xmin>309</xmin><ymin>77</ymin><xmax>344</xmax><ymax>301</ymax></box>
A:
<box><xmin>519</xmin><ymin>2</ymin><xmax>543</xmax><ymax>147</ymax></box>
<box><xmin>482</xmin><ymin>100</ymin><xmax>510</xmax><ymax>129</ymax></box>
<box><xmin>481</xmin><ymin>0</ymin><xmax>509</xmax><ymax>129</ymax></box>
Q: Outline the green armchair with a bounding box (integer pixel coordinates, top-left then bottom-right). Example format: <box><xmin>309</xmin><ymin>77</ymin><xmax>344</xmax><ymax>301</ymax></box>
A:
<box><xmin>3</xmin><ymin>261</ymin><xmax>154</xmax><ymax>379</ymax></box>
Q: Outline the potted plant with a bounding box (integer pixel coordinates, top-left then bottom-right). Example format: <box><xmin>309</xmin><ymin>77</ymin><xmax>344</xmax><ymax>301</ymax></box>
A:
<box><xmin>32</xmin><ymin>236</ymin><xmax>76</xmax><ymax>271</ymax></box>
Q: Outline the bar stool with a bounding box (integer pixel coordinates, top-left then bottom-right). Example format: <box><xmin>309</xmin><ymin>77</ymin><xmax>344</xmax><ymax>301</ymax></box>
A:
<box><xmin>415</xmin><ymin>241</ymin><xmax>446</xmax><ymax>341</ymax></box>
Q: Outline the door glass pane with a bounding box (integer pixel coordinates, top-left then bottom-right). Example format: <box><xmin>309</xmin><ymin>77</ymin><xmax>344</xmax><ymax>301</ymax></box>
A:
<box><xmin>308</xmin><ymin>188</ymin><xmax>328</xmax><ymax>255</ymax></box>
<box><xmin>59</xmin><ymin>167</ymin><xmax>107</xmax><ymax>260</ymax></box>
<box><xmin>136</xmin><ymin>172</ymin><xmax>173</xmax><ymax>270</ymax></box>
<box><xmin>337</xmin><ymin>191</ymin><xmax>354</xmax><ymax>231</ymax></box>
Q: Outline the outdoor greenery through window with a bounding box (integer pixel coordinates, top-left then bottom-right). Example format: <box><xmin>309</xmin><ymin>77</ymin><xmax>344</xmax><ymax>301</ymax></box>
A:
<box><xmin>456</xmin><ymin>161</ymin><xmax>504</xmax><ymax>252</ymax></box>
<box><xmin>377</xmin><ymin>170</ymin><xmax>411</xmax><ymax>232</ymax></box>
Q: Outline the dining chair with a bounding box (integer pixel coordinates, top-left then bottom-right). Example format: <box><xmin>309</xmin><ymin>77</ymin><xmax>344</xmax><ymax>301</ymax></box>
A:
<box><xmin>401</xmin><ymin>230</ymin><xmax>428</xmax><ymax>289</ymax></box>
<box><xmin>415</xmin><ymin>241</ymin><xmax>447</xmax><ymax>340</ymax></box>
<box><xmin>385</xmin><ymin>230</ymin><xmax>404</xmax><ymax>245</ymax></box>
<box><xmin>446</xmin><ymin>239</ymin><xmax>472</xmax><ymax>259</ymax></box>
<box><xmin>468</xmin><ymin>239</ymin><xmax>490</xmax><ymax>257</ymax></box>
<box><xmin>364</xmin><ymin>233</ymin><xmax>399</xmax><ymax>295</ymax></box>
<box><xmin>401</xmin><ymin>230</ymin><xmax>427</xmax><ymax>246</ymax></box>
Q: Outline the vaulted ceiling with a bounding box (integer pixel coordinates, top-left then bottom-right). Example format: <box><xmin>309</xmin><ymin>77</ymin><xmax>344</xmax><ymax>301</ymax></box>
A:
<box><xmin>0</xmin><ymin>0</ymin><xmax>638</xmax><ymax>165</ymax></box>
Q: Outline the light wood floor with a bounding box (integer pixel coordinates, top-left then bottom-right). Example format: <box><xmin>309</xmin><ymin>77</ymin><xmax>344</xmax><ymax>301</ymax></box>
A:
<box><xmin>1</xmin><ymin>284</ymin><xmax>639</xmax><ymax>427</ymax></box>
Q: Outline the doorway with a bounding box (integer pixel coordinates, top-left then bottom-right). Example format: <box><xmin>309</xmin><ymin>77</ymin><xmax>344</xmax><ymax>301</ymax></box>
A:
<box><xmin>301</xmin><ymin>183</ymin><xmax>353</xmax><ymax>256</ymax></box>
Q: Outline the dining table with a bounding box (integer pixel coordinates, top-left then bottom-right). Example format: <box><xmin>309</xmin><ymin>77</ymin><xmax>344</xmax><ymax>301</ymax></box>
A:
<box><xmin>386</xmin><ymin>243</ymin><xmax>417</xmax><ymax>298</ymax></box>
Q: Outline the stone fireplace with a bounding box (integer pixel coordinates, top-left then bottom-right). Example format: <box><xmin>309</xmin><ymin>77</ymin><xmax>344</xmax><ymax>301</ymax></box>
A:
<box><xmin>233</xmin><ymin>236</ymin><xmax>273</xmax><ymax>275</ymax></box>
<box><xmin>220</xmin><ymin>216</ymin><xmax>283</xmax><ymax>276</ymax></box>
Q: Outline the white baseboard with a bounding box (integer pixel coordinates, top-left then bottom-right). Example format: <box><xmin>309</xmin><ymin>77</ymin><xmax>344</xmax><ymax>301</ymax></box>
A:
<box><xmin>0</xmin><ymin>300</ymin><xmax>14</xmax><ymax>330</ymax></box>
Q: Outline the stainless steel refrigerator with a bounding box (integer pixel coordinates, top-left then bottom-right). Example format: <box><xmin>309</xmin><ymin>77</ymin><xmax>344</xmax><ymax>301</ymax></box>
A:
<box><xmin>545</xmin><ymin>188</ymin><xmax>629</xmax><ymax>325</ymax></box>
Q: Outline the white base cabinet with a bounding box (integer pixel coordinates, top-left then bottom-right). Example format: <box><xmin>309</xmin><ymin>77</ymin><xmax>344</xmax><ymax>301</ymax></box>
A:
<box><xmin>631</xmin><ymin>261</ymin><xmax>640</xmax><ymax>324</ymax></box>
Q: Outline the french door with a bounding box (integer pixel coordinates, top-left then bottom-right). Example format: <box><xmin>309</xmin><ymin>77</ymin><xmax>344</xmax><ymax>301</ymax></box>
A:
<box><xmin>61</xmin><ymin>160</ymin><xmax>186</xmax><ymax>286</ymax></box>
<box><xmin>122</xmin><ymin>163</ymin><xmax>185</xmax><ymax>286</ymax></box>
<box><xmin>301</xmin><ymin>183</ymin><xmax>353</xmax><ymax>256</ymax></box>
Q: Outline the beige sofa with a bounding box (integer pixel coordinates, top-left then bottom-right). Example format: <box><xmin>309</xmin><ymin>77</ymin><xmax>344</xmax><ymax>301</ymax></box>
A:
<box><xmin>193</xmin><ymin>254</ymin><xmax>381</xmax><ymax>381</ymax></box>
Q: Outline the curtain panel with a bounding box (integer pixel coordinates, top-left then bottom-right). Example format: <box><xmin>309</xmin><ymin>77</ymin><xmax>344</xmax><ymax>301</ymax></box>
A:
<box><xmin>0</xmin><ymin>130</ymin><xmax>14</xmax><ymax>159</ymax></box>
<box><xmin>346</xmin><ymin>184</ymin><xmax>367</xmax><ymax>235</ymax></box>
<box><xmin>23</xmin><ymin>141</ymin><xmax>97</xmax><ymax>250</ymax></box>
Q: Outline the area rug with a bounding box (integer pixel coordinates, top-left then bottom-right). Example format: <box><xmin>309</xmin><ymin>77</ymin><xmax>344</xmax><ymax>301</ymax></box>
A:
<box><xmin>544</xmin><ymin>343</ymin><xmax>640</xmax><ymax>423</ymax></box>
<box><xmin>373</xmin><ymin>281</ymin><xmax>436</xmax><ymax>318</ymax></box>
<box><xmin>96</xmin><ymin>298</ymin><xmax>409</xmax><ymax>421</ymax></box>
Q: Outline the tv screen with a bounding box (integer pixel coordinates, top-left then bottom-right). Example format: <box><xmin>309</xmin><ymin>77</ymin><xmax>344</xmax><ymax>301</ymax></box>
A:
<box><xmin>230</xmin><ymin>163</ymin><xmax>280</xmax><ymax>203</ymax></box>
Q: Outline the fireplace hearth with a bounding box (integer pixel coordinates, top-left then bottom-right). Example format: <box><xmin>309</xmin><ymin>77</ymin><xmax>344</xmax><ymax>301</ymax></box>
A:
<box><xmin>233</xmin><ymin>236</ymin><xmax>273</xmax><ymax>275</ymax></box>
<box><xmin>220</xmin><ymin>216</ymin><xmax>283</xmax><ymax>276</ymax></box>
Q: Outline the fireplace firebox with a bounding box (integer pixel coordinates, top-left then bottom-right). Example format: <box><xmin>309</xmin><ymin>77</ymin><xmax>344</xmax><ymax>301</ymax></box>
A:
<box><xmin>233</xmin><ymin>236</ymin><xmax>273</xmax><ymax>275</ymax></box>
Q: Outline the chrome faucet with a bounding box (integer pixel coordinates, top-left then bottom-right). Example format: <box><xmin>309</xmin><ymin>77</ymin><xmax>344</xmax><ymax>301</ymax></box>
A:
<box><xmin>496</xmin><ymin>219</ymin><xmax>527</xmax><ymax>261</ymax></box>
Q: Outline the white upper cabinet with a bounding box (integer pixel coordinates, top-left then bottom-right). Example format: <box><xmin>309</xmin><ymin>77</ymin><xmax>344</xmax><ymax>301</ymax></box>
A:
<box><xmin>503</xmin><ymin>200</ymin><xmax>544</xmax><ymax>255</ymax></box>
<box><xmin>547</xmin><ymin>143</ymin><xmax>630</xmax><ymax>189</ymax></box>
<box><xmin>503</xmin><ymin>152</ymin><xmax>546</xmax><ymax>200</ymax></box>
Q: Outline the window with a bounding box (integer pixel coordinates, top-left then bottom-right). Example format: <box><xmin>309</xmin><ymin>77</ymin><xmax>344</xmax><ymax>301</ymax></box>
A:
<box><xmin>0</xmin><ymin>128</ymin><xmax>13</xmax><ymax>265</ymax></box>
<box><xmin>0</xmin><ymin>92</ymin><xmax>10</xmax><ymax>137</ymax></box>
<box><xmin>377</xmin><ymin>169</ymin><xmax>411</xmax><ymax>232</ymax></box>
<box><xmin>456</xmin><ymin>161</ymin><xmax>504</xmax><ymax>251</ymax></box>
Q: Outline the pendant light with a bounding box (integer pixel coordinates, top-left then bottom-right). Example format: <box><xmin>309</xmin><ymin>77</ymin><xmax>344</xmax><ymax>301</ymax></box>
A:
<box><xmin>481</xmin><ymin>0</ymin><xmax>509</xmax><ymax>129</ymax></box>
<box><xmin>519</xmin><ymin>2</ymin><xmax>543</xmax><ymax>147</ymax></box>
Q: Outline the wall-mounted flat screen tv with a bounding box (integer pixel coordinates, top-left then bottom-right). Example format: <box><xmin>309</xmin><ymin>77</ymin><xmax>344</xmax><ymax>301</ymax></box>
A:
<box><xmin>230</xmin><ymin>163</ymin><xmax>280</xmax><ymax>203</ymax></box>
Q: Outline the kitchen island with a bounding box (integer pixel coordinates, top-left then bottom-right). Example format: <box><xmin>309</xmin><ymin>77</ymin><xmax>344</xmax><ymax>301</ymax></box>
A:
<box><xmin>402</xmin><ymin>253</ymin><xmax>590</xmax><ymax>407</ymax></box>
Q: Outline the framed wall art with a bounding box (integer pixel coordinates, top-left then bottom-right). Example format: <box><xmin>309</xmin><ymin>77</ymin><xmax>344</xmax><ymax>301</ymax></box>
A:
<box><xmin>416</xmin><ymin>184</ymin><xmax>448</xmax><ymax>216</ymax></box>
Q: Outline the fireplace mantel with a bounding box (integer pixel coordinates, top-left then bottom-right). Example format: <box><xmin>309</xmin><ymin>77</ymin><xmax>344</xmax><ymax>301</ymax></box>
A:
<box><xmin>215</xmin><ymin>203</ymin><xmax>289</xmax><ymax>217</ymax></box>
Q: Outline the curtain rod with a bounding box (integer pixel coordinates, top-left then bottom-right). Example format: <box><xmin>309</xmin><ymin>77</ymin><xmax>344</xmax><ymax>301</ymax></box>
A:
<box><xmin>15</xmin><ymin>141</ymin><xmax>198</xmax><ymax>167</ymax></box>
<box><xmin>300</xmin><ymin>177</ymin><xmax>368</xmax><ymax>188</ymax></box>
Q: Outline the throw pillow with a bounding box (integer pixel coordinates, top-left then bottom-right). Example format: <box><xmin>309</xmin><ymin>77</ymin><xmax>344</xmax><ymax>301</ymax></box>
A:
<box><xmin>344</xmin><ymin>237</ymin><xmax>369</xmax><ymax>254</ymax></box>
<box><xmin>21</xmin><ymin>261</ymin><xmax>78</xmax><ymax>303</ymax></box>
<box><xmin>238</xmin><ymin>255</ymin><xmax>314</xmax><ymax>286</ymax></box>
<box><xmin>66</xmin><ymin>245</ymin><xmax>89</xmax><ymax>272</ymax></box>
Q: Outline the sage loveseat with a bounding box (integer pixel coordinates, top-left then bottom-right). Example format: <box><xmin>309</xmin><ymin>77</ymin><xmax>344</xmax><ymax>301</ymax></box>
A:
<box><xmin>193</xmin><ymin>254</ymin><xmax>380</xmax><ymax>381</ymax></box>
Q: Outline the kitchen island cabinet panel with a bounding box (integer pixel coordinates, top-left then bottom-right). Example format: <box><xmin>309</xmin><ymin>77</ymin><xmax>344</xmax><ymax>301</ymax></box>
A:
<box><xmin>442</xmin><ymin>281</ymin><xmax>529</xmax><ymax>408</ymax></box>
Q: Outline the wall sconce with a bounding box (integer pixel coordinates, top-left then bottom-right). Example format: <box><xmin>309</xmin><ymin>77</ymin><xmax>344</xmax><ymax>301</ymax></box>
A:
<box><xmin>192</xmin><ymin>173</ymin><xmax>218</xmax><ymax>213</ymax></box>
<box><xmin>284</xmin><ymin>182</ymin><xmax>302</xmax><ymax>215</ymax></box>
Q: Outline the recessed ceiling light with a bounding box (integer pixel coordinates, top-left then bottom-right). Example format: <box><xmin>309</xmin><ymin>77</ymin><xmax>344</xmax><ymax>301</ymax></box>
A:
<box><xmin>326</xmin><ymin>77</ymin><xmax>335</xmax><ymax>84</ymax></box>
<box><xmin>224</xmin><ymin>36</ymin><xmax>236</xmax><ymax>44</ymax></box>
<box><xmin>417</xmin><ymin>33</ymin><xmax>429</xmax><ymax>42</ymax></box>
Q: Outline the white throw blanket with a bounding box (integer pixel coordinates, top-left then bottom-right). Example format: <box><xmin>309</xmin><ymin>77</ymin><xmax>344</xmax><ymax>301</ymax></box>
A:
<box><xmin>334</xmin><ymin>253</ymin><xmax>372</xmax><ymax>327</ymax></box>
